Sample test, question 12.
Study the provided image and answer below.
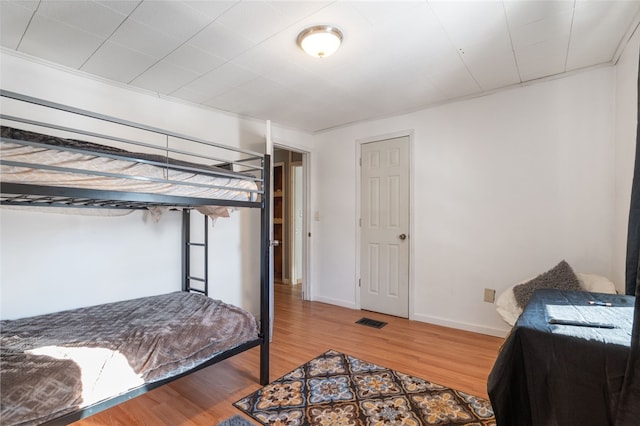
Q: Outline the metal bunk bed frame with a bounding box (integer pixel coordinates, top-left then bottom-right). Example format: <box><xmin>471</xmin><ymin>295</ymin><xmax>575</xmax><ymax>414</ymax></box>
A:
<box><xmin>0</xmin><ymin>90</ymin><xmax>271</xmax><ymax>424</ymax></box>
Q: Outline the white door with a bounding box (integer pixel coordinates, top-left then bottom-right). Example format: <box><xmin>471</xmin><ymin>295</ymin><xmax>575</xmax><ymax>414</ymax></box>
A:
<box><xmin>360</xmin><ymin>136</ymin><xmax>410</xmax><ymax>318</ymax></box>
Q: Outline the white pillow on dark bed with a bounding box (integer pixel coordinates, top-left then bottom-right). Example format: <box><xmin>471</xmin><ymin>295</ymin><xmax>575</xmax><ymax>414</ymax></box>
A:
<box><xmin>495</xmin><ymin>272</ymin><xmax>617</xmax><ymax>326</ymax></box>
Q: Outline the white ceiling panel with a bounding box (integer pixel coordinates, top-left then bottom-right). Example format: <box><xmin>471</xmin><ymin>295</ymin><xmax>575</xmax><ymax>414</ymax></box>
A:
<box><xmin>110</xmin><ymin>18</ymin><xmax>183</xmax><ymax>60</ymax></box>
<box><xmin>515</xmin><ymin>38</ymin><xmax>569</xmax><ymax>81</ymax></box>
<box><xmin>203</xmin><ymin>87</ymin><xmax>253</xmax><ymax>115</ymax></box>
<box><xmin>428</xmin><ymin>66</ymin><xmax>482</xmax><ymax>100</ymax></box>
<box><xmin>19</xmin><ymin>14</ymin><xmax>104</xmax><ymax>68</ymax></box>
<box><xmin>213</xmin><ymin>2</ymin><xmax>290</xmax><ymax>44</ymax></box>
<box><xmin>81</xmin><ymin>41</ymin><xmax>157</xmax><ymax>83</ymax></box>
<box><xmin>168</xmin><ymin>86</ymin><xmax>213</xmax><ymax>105</ymax></box>
<box><xmin>430</xmin><ymin>1</ymin><xmax>510</xmax><ymax>50</ymax></box>
<box><xmin>0</xmin><ymin>1</ymin><xmax>35</xmax><ymax>50</ymax></box>
<box><xmin>232</xmin><ymin>44</ymin><xmax>288</xmax><ymax>77</ymax></box>
<box><xmin>462</xmin><ymin>51</ymin><xmax>521</xmax><ymax>91</ymax></box>
<box><xmin>96</xmin><ymin>0</ymin><xmax>140</xmax><ymax>16</ymax></box>
<box><xmin>566</xmin><ymin>0</ymin><xmax>640</xmax><ymax>70</ymax></box>
<box><xmin>128</xmin><ymin>0</ymin><xmax>212</xmax><ymax>40</ymax></box>
<box><xmin>130</xmin><ymin>60</ymin><xmax>199</xmax><ymax>94</ymax></box>
<box><xmin>163</xmin><ymin>44</ymin><xmax>226</xmax><ymax>76</ymax></box>
<box><xmin>269</xmin><ymin>1</ymin><xmax>332</xmax><ymax>23</ymax></box>
<box><xmin>178</xmin><ymin>62</ymin><xmax>258</xmax><ymax>100</ymax></box>
<box><xmin>503</xmin><ymin>0</ymin><xmax>574</xmax><ymax>27</ymax></box>
<box><xmin>264</xmin><ymin>61</ymin><xmax>319</xmax><ymax>89</ymax></box>
<box><xmin>235</xmin><ymin>77</ymin><xmax>288</xmax><ymax>101</ymax></box>
<box><xmin>182</xmin><ymin>1</ymin><xmax>238</xmax><ymax>20</ymax></box>
<box><xmin>37</xmin><ymin>0</ymin><xmax>127</xmax><ymax>38</ymax></box>
<box><xmin>0</xmin><ymin>0</ymin><xmax>638</xmax><ymax>132</ymax></box>
<box><xmin>370</xmin><ymin>4</ymin><xmax>457</xmax><ymax>66</ymax></box>
<box><xmin>350</xmin><ymin>1</ymin><xmax>426</xmax><ymax>26</ymax></box>
<box><xmin>509</xmin><ymin>9</ymin><xmax>573</xmax><ymax>50</ymax></box>
<box><xmin>187</xmin><ymin>21</ymin><xmax>253</xmax><ymax>60</ymax></box>
<box><xmin>217</xmin><ymin>84</ymin><xmax>292</xmax><ymax>119</ymax></box>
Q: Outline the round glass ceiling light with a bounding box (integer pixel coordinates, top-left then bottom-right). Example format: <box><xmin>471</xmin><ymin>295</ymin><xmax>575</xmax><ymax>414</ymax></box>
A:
<box><xmin>297</xmin><ymin>25</ymin><xmax>343</xmax><ymax>59</ymax></box>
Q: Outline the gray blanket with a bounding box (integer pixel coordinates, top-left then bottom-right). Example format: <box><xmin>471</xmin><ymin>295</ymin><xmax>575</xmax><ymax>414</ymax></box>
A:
<box><xmin>0</xmin><ymin>292</ymin><xmax>259</xmax><ymax>425</ymax></box>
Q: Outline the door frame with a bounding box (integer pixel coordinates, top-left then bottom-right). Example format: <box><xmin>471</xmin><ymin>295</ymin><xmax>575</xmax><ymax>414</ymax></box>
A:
<box><xmin>273</xmin><ymin>143</ymin><xmax>311</xmax><ymax>301</ymax></box>
<box><xmin>355</xmin><ymin>130</ymin><xmax>415</xmax><ymax>319</ymax></box>
<box><xmin>290</xmin><ymin>160</ymin><xmax>304</xmax><ymax>285</ymax></box>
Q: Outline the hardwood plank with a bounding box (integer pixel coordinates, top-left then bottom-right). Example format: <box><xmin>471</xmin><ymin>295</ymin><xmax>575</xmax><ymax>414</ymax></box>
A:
<box><xmin>75</xmin><ymin>283</ymin><xmax>503</xmax><ymax>425</ymax></box>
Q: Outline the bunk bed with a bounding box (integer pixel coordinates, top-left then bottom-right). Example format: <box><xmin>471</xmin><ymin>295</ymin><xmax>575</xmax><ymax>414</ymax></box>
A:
<box><xmin>0</xmin><ymin>90</ymin><xmax>271</xmax><ymax>425</ymax></box>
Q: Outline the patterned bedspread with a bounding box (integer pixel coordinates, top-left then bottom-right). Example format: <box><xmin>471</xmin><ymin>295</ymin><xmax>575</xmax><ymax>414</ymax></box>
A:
<box><xmin>0</xmin><ymin>292</ymin><xmax>259</xmax><ymax>425</ymax></box>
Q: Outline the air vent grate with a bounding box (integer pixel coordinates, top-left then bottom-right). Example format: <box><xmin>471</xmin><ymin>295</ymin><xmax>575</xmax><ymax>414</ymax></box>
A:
<box><xmin>355</xmin><ymin>317</ymin><xmax>387</xmax><ymax>329</ymax></box>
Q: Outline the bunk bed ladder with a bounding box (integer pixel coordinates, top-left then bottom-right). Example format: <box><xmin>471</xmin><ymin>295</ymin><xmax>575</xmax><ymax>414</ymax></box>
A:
<box><xmin>260</xmin><ymin>154</ymin><xmax>271</xmax><ymax>385</ymax></box>
<box><xmin>182</xmin><ymin>209</ymin><xmax>208</xmax><ymax>295</ymax></box>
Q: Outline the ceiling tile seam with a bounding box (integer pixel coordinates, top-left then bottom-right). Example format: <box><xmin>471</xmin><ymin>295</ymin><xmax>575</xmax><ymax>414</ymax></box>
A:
<box><xmin>158</xmin><ymin>0</ymin><xmax>288</xmax><ymax>96</ymax></box>
<box><xmin>123</xmin><ymin>4</ymin><xmax>239</xmax><ymax>86</ymax></box>
<box><xmin>124</xmin><ymin>13</ymin><xmax>229</xmax><ymax>85</ymax></box>
<box><xmin>425</xmin><ymin>1</ymin><xmax>482</xmax><ymax>92</ymax></box>
<box><xmin>161</xmin><ymin>27</ymin><xmax>261</xmax><ymax>97</ymax></box>
<box><xmin>501</xmin><ymin>1</ymin><xmax>523</xmax><ymax>84</ymax></box>
<box><xmin>124</xmin><ymin>43</ymin><xmax>199</xmax><ymax>88</ymax></box>
<box><xmin>78</xmin><ymin>1</ymin><xmax>144</xmax><ymax>71</ymax></box>
<box><xmin>563</xmin><ymin>1</ymin><xmax>577</xmax><ymax>73</ymax></box>
<box><xmin>15</xmin><ymin>0</ymin><xmax>41</xmax><ymax>52</ymax></box>
<box><xmin>612</xmin><ymin>10</ymin><xmax>640</xmax><ymax>65</ymax></box>
<box><xmin>181</xmin><ymin>0</ymin><xmax>238</xmax><ymax>22</ymax></box>
<box><xmin>198</xmin><ymin>73</ymin><xmax>267</xmax><ymax>108</ymax></box>
<box><xmin>450</xmin><ymin>49</ymin><xmax>482</xmax><ymax>92</ymax></box>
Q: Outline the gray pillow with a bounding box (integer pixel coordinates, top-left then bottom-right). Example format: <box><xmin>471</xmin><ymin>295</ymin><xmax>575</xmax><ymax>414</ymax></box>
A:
<box><xmin>512</xmin><ymin>260</ymin><xmax>581</xmax><ymax>308</ymax></box>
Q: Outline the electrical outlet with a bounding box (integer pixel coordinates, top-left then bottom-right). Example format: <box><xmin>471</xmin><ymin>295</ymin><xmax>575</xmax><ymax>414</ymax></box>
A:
<box><xmin>484</xmin><ymin>288</ymin><xmax>496</xmax><ymax>303</ymax></box>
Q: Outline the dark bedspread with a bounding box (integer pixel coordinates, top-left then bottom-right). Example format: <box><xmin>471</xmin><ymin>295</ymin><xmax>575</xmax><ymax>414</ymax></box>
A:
<box><xmin>488</xmin><ymin>289</ymin><xmax>634</xmax><ymax>426</ymax></box>
<box><xmin>0</xmin><ymin>292</ymin><xmax>259</xmax><ymax>425</ymax></box>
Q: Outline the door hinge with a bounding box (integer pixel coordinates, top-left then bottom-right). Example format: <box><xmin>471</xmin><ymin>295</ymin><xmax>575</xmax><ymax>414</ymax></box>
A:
<box><xmin>359</xmin><ymin>218</ymin><xmax>362</xmax><ymax>227</ymax></box>
<box><xmin>359</xmin><ymin>278</ymin><xmax>361</xmax><ymax>287</ymax></box>
<box><xmin>359</xmin><ymin>157</ymin><xmax>362</xmax><ymax>166</ymax></box>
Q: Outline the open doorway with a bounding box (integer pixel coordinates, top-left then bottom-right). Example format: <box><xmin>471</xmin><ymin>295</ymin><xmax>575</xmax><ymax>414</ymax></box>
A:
<box><xmin>273</xmin><ymin>147</ymin><xmax>308</xmax><ymax>300</ymax></box>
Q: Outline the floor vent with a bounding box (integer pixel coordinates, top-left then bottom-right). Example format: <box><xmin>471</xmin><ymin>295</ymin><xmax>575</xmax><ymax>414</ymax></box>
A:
<box><xmin>355</xmin><ymin>317</ymin><xmax>387</xmax><ymax>329</ymax></box>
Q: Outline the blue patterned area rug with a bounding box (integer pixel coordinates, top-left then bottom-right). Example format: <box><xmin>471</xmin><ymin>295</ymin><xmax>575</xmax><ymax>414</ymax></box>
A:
<box><xmin>234</xmin><ymin>349</ymin><xmax>495</xmax><ymax>425</ymax></box>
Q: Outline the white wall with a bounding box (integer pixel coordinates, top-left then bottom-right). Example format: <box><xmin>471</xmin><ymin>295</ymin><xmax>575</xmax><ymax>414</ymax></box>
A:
<box><xmin>0</xmin><ymin>51</ymin><xmax>313</xmax><ymax>319</ymax></box>
<box><xmin>613</xmin><ymin>28</ymin><xmax>640</xmax><ymax>290</ymax></box>
<box><xmin>2</xmin><ymin>46</ymin><xmax>633</xmax><ymax>338</ymax></box>
<box><xmin>312</xmin><ymin>66</ymin><xmax>617</xmax><ymax>336</ymax></box>
<box><xmin>0</xmin><ymin>208</ymin><xmax>181</xmax><ymax>319</ymax></box>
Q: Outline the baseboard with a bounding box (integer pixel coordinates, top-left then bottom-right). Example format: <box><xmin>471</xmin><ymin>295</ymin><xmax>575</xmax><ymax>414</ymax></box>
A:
<box><xmin>412</xmin><ymin>313</ymin><xmax>510</xmax><ymax>338</ymax></box>
<box><xmin>310</xmin><ymin>297</ymin><xmax>509</xmax><ymax>337</ymax></box>
<box><xmin>312</xmin><ymin>295</ymin><xmax>357</xmax><ymax>310</ymax></box>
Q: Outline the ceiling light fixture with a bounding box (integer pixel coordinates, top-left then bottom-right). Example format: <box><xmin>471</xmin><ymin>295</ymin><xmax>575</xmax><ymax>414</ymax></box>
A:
<box><xmin>297</xmin><ymin>25</ymin><xmax>343</xmax><ymax>59</ymax></box>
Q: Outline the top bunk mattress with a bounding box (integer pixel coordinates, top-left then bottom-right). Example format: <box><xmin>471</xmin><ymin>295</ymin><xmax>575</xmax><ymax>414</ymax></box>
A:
<box><xmin>0</xmin><ymin>126</ymin><xmax>261</xmax><ymax>210</ymax></box>
<box><xmin>0</xmin><ymin>291</ymin><xmax>259</xmax><ymax>426</ymax></box>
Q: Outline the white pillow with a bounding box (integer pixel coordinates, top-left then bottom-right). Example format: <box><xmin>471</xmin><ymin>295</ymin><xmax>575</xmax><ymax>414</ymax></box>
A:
<box><xmin>576</xmin><ymin>273</ymin><xmax>617</xmax><ymax>294</ymax></box>
<box><xmin>495</xmin><ymin>272</ymin><xmax>617</xmax><ymax>326</ymax></box>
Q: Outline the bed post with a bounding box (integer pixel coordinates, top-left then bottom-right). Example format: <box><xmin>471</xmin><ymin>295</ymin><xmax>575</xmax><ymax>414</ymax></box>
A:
<box><xmin>260</xmin><ymin>154</ymin><xmax>271</xmax><ymax>385</ymax></box>
<box><xmin>182</xmin><ymin>209</ymin><xmax>190</xmax><ymax>292</ymax></box>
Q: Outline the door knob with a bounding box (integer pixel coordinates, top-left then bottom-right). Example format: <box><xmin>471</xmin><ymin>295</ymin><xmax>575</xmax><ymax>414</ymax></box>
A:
<box><xmin>399</xmin><ymin>234</ymin><xmax>407</xmax><ymax>240</ymax></box>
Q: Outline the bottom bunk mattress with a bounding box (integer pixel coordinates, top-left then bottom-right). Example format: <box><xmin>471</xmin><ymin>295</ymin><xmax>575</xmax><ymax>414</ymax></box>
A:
<box><xmin>0</xmin><ymin>292</ymin><xmax>259</xmax><ymax>425</ymax></box>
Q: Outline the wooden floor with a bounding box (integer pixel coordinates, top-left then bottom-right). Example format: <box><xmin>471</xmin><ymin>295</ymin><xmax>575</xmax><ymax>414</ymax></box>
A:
<box><xmin>77</xmin><ymin>283</ymin><xmax>504</xmax><ymax>425</ymax></box>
